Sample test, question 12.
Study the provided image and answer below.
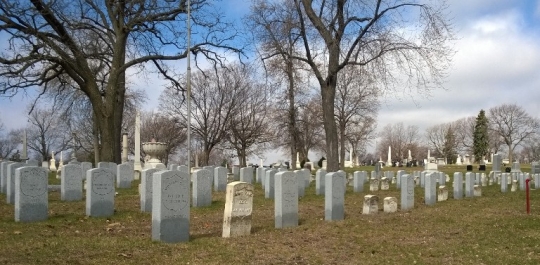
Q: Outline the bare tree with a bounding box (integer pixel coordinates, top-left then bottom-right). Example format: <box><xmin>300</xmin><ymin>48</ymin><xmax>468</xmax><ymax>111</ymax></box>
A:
<box><xmin>488</xmin><ymin>103</ymin><xmax>540</xmax><ymax>163</ymax></box>
<box><xmin>0</xmin><ymin>0</ymin><xmax>241</xmax><ymax>163</ymax></box>
<box><xmin>159</xmin><ymin>65</ymin><xmax>244</xmax><ymax>166</ymax></box>
<box><xmin>451</xmin><ymin>116</ymin><xmax>475</xmax><ymax>154</ymax></box>
<box><xmin>378</xmin><ymin>123</ymin><xmax>420</xmax><ymax>163</ymax></box>
<box><xmin>296</xmin><ymin>95</ymin><xmax>325</xmax><ymax>163</ymax></box>
<box><xmin>256</xmin><ymin>0</ymin><xmax>454</xmax><ymax>171</ymax></box>
<box><xmin>26</xmin><ymin>105</ymin><xmax>72</xmax><ymax>162</ymax></box>
<box><xmin>335</xmin><ymin>66</ymin><xmax>379</xmax><ymax>169</ymax></box>
<box><xmin>247</xmin><ymin>0</ymin><xmax>306</xmax><ymax>168</ymax></box>
<box><xmin>347</xmin><ymin>116</ymin><xmax>377</xmax><ymax>166</ymax></box>
<box><xmin>425</xmin><ymin>123</ymin><xmax>458</xmax><ymax>163</ymax></box>
<box><xmin>0</xmin><ymin>125</ymin><xmax>20</xmax><ymax>160</ymax></box>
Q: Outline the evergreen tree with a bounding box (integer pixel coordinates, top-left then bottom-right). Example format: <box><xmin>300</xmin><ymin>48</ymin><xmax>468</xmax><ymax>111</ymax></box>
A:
<box><xmin>443</xmin><ymin>125</ymin><xmax>457</xmax><ymax>164</ymax></box>
<box><xmin>473</xmin><ymin>110</ymin><xmax>489</xmax><ymax>163</ymax></box>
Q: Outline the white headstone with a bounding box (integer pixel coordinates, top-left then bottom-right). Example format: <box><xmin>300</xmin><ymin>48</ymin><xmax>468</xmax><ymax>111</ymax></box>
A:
<box><xmin>401</xmin><ymin>174</ymin><xmax>414</xmax><ymax>211</ymax></box>
<box><xmin>380</xmin><ymin>177</ymin><xmax>390</xmax><ymax>190</ymax></box>
<box><xmin>86</xmin><ymin>168</ymin><xmax>115</xmax><ymax>217</ymax></box>
<box><xmin>353</xmin><ymin>171</ymin><xmax>366</xmax><ymax>193</ymax></box>
<box><xmin>369</xmin><ymin>178</ymin><xmax>379</xmax><ymax>192</ymax></box>
<box><xmin>214</xmin><ymin>167</ymin><xmax>227</xmax><ymax>192</ymax></box>
<box><xmin>264</xmin><ymin>169</ymin><xmax>277</xmax><ymax>199</ymax></box>
<box><xmin>6</xmin><ymin>162</ymin><xmax>25</xmax><ymax>204</ymax></box>
<box><xmin>383</xmin><ymin>197</ymin><xmax>397</xmax><ymax>213</ymax></box>
<box><xmin>240</xmin><ymin>167</ymin><xmax>253</xmax><ymax>184</ymax></box>
<box><xmin>15</xmin><ymin>166</ymin><xmax>48</xmax><ymax>222</ymax></box>
<box><xmin>324</xmin><ymin>172</ymin><xmax>345</xmax><ymax>221</ymax></box>
<box><xmin>465</xmin><ymin>172</ymin><xmax>475</xmax><ymax>197</ymax></box>
<box><xmin>274</xmin><ymin>171</ymin><xmax>298</xmax><ymax>228</ymax></box>
<box><xmin>193</xmin><ymin>169</ymin><xmax>212</xmax><ymax>207</ymax></box>
<box><xmin>362</xmin><ymin>195</ymin><xmax>379</xmax><ymax>214</ymax></box>
<box><xmin>116</xmin><ymin>163</ymin><xmax>133</xmax><ymax>189</ymax></box>
<box><xmin>438</xmin><ymin>185</ymin><xmax>448</xmax><ymax>201</ymax></box>
<box><xmin>424</xmin><ymin>173</ymin><xmax>436</xmax><ymax>206</ymax></box>
<box><xmin>141</xmin><ymin>168</ymin><xmax>160</xmax><ymax>212</ymax></box>
<box><xmin>316</xmin><ymin>169</ymin><xmax>327</xmax><ymax>195</ymax></box>
<box><xmin>222</xmin><ymin>182</ymin><xmax>254</xmax><ymax>238</ymax></box>
<box><xmin>453</xmin><ymin>172</ymin><xmax>463</xmax><ymax>199</ymax></box>
<box><xmin>61</xmin><ymin>164</ymin><xmax>83</xmax><ymax>201</ymax></box>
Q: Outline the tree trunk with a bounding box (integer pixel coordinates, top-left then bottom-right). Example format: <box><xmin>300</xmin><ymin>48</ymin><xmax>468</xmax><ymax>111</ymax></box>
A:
<box><xmin>321</xmin><ymin>81</ymin><xmax>339</xmax><ymax>172</ymax></box>
<box><xmin>286</xmin><ymin>59</ymin><xmax>297</xmax><ymax>170</ymax></box>
<box><xmin>339</xmin><ymin>123</ymin><xmax>346</xmax><ymax>170</ymax></box>
<box><xmin>92</xmin><ymin>112</ymin><xmax>100</xmax><ymax>165</ymax></box>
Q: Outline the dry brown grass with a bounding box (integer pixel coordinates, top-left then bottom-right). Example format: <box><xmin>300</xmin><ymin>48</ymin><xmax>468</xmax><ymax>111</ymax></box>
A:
<box><xmin>1</xmin><ymin>166</ymin><xmax>539</xmax><ymax>264</ymax></box>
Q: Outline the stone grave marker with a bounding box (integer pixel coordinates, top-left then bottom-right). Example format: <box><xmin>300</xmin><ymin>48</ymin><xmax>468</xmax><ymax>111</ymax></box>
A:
<box><xmin>178</xmin><ymin>165</ymin><xmax>189</xmax><ymax>175</ymax></box>
<box><xmin>264</xmin><ymin>169</ymin><xmax>277</xmax><ymax>199</ymax></box>
<box><xmin>511</xmin><ymin>162</ymin><xmax>521</xmax><ymax>173</ymax></box>
<box><xmin>492</xmin><ymin>154</ymin><xmax>502</xmax><ymax>172</ymax></box>
<box><xmin>480</xmin><ymin>173</ymin><xmax>487</xmax><ymax>187</ymax></box>
<box><xmin>15</xmin><ymin>166</ymin><xmax>48</xmax><ymax>222</ymax></box>
<box><xmin>256</xmin><ymin>167</ymin><xmax>264</xmax><ymax>184</ymax></box>
<box><xmin>294</xmin><ymin>170</ymin><xmax>305</xmax><ymax>198</ymax></box>
<box><xmin>222</xmin><ymin>182</ymin><xmax>254</xmax><ymax>238</ymax></box>
<box><xmin>501</xmin><ymin>173</ymin><xmax>508</xmax><ymax>192</ymax></box>
<box><xmin>353</xmin><ymin>171</ymin><xmax>366</xmax><ymax>193</ymax></box>
<box><xmin>324</xmin><ymin>172</ymin><xmax>345</xmax><ymax>221</ymax></box>
<box><xmin>275</xmin><ymin>171</ymin><xmax>298</xmax><ymax>229</ymax></box>
<box><xmin>141</xmin><ymin>168</ymin><xmax>160</xmax><ymax>212</ymax></box>
<box><xmin>232</xmin><ymin>166</ymin><xmax>240</xmax><ymax>181</ymax></box>
<box><xmin>97</xmin><ymin>162</ymin><xmax>108</xmax><ymax>169</ymax></box>
<box><xmin>383</xmin><ymin>197</ymin><xmax>397</xmax><ymax>213</ymax></box>
<box><xmin>369</xmin><ymin>178</ymin><xmax>379</xmax><ymax>192</ymax></box>
<box><xmin>380</xmin><ymin>177</ymin><xmax>390</xmax><ymax>190</ymax></box>
<box><xmin>420</xmin><ymin>171</ymin><xmax>426</xmax><ymax>188</ymax></box>
<box><xmin>370</xmin><ymin>171</ymin><xmax>377</xmax><ymax>180</ymax></box>
<box><xmin>511</xmin><ymin>180</ymin><xmax>518</xmax><ymax>192</ymax></box>
<box><xmin>424</xmin><ymin>173</ymin><xmax>437</xmax><ymax>206</ymax></box>
<box><xmin>401</xmin><ymin>174</ymin><xmax>414</xmax><ymax>211</ymax></box>
<box><xmin>362</xmin><ymin>195</ymin><xmax>378</xmax><ymax>214</ymax></box>
<box><xmin>168</xmin><ymin>163</ymin><xmax>179</xmax><ymax>171</ymax></box>
<box><xmin>1</xmin><ymin>161</ymin><xmax>14</xmax><ymax>194</ymax></box>
<box><xmin>214</xmin><ymin>167</ymin><xmax>227</xmax><ymax>192</ymax></box>
<box><xmin>7</xmin><ymin>162</ymin><xmax>25</xmax><ymax>204</ymax></box>
<box><xmin>240</xmin><ymin>167</ymin><xmax>253</xmax><ymax>184</ymax></box>
<box><xmin>453</xmin><ymin>172</ymin><xmax>463</xmax><ymax>199</ymax></box>
<box><xmin>465</xmin><ymin>172</ymin><xmax>475</xmax><ymax>197</ymax></box>
<box><xmin>438</xmin><ymin>172</ymin><xmax>446</xmax><ymax>185</ymax></box>
<box><xmin>397</xmin><ymin>170</ymin><xmax>406</xmax><ymax>189</ymax></box>
<box><xmin>519</xmin><ymin>173</ymin><xmax>526</xmax><ymax>191</ymax></box>
<box><xmin>86</xmin><ymin>168</ymin><xmax>115</xmax><ymax>217</ymax></box>
<box><xmin>438</xmin><ymin>186</ymin><xmax>448</xmax><ymax>201</ymax></box>
<box><xmin>316</xmin><ymin>169</ymin><xmax>327</xmax><ymax>195</ymax></box>
<box><xmin>301</xmin><ymin>168</ymin><xmax>311</xmax><ymax>188</ymax></box>
<box><xmin>80</xmin><ymin>162</ymin><xmax>92</xmax><ymax>181</ymax></box>
<box><xmin>152</xmin><ymin>170</ymin><xmax>190</xmax><ymax>243</ymax></box>
<box><xmin>117</xmin><ymin>163</ymin><xmax>133</xmax><ymax>189</ymax></box>
<box><xmin>61</xmin><ymin>163</ymin><xmax>83</xmax><ymax>201</ymax></box>
<box><xmin>26</xmin><ymin>160</ymin><xmax>39</xmax><ymax>167</ymax></box>
<box><xmin>532</xmin><ymin>162</ymin><xmax>540</xmax><ymax>175</ymax></box>
<box><xmin>193</xmin><ymin>169</ymin><xmax>212</xmax><ymax>207</ymax></box>
<box><xmin>474</xmin><ymin>185</ymin><xmax>482</xmax><ymax>196</ymax></box>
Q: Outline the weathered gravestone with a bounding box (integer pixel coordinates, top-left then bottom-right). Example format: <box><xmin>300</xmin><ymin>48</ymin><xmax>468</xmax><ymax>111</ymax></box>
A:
<box><xmin>15</xmin><ymin>166</ymin><xmax>48</xmax><ymax>222</ymax></box>
<box><xmin>380</xmin><ymin>177</ymin><xmax>390</xmax><ymax>190</ymax></box>
<box><xmin>511</xmin><ymin>179</ymin><xmax>518</xmax><ymax>192</ymax></box>
<box><xmin>240</xmin><ymin>167</ymin><xmax>253</xmax><ymax>184</ymax></box>
<box><xmin>214</xmin><ymin>167</ymin><xmax>227</xmax><ymax>192</ymax></box>
<box><xmin>438</xmin><ymin>186</ymin><xmax>448</xmax><ymax>201</ymax></box>
<box><xmin>140</xmin><ymin>168</ymin><xmax>160</xmax><ymax>212</ymax></box>
<box><xmin>353</xmin><ymin>171</ymin><xmax>366</xmax><ymax>193</ymax></box>
<box><xmin>324</xmin><ymin>172</ymin><xmax>345</xmax><ymax>221</ymax></box>
<box><xmin>316</xmin><ymin>169</ymin><xmax>327</xmax><ymax>195</ymax></box>
<box><xmin>86</xmin><ymin>168</ymin><xmax>115</xmax><ymax>217</ymax></box>
<box><xmin>61</xmin><ymin>164</ymin><xmax>83</xmax><ymax>201</ymax></box>
<box><xmin>369</xmin><ymin>178</ymin><xmax>379</xmax><ymax>192</ymax></box>
<box><xmin>474</xmin><ymin>185</ymin><xmax>482</xmax><ymax>196</ymax></box>
<box><xmin>275</xmin><ymin>171</ymin><xmax>298</xmax><ymax>229</ymax></box>
<box><xmin>362</xmin><ymin>195</ymin><xmax>378</xmax><ymax>214</ymax></box>
<box><xmin>265</xmin><ymin>169</ymin><xmax>277</xmax><ymax>199</ymax></box>
<box><xmin>465</xmin><ymin>172</ymin><xmax>475</xmax><ymax>197</ymax></box>
<box><xmin>232</xmin><ymin>166</ymin><xmax>240</xmax><ymax>181</ymax></box>
<box><xmin>454</xmin><ymin>172</ymin><xmax>463</xmax><ymax>199</ymax></box>
<box><xmin>7</xmin><ymin>163</ymin><xmax>26</xmax><ymax>204</ymax></box>
<box><xmin>1</xmin><ymin>161</ymin><xmax>14</xmax><ymax>194</ymax></box>
<box><xmin>222</xmin><ymin>182</ymin><xmax>254</xmax><ymax>238</ymax></box>
<box><xmin>424</xmin><ymin>173</ymin><xmax>437</xmax><ymax>206</ymax></box>
<box><xmin>294</xmin><ymin>170</ymin><xmax>305</xmax><ymax>198</ymax></box>
<box><xmin>383</xmin><ymin>197</ymin><xmax>397</xmax><ymax>213</ymax></box>
<box><xmin>116</xmin><ymin>163</ymin><xmax>133</xmax><ymax>189</ymax></box>
<box><xmin>401</xmin><ymin>174</ymin><xmax>414</xmax><ymax>211</ymax></box>
<box><xmin>152</xmin><ymin>170</ymin><xmax>190</xmax><ymax>243</ymax></box>
<box><xmin>193</xmin><ymin>169</ymin><xmax>212</xmax><ymax>207</ymax></box>
<box><xmin>80</xmin><ymin>162</ymin><xmax>92</xmax><ymax>181</ymax></box>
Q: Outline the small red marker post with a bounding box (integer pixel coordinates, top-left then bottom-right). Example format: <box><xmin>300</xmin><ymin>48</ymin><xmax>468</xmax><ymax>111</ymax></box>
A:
<box><xmin>526</xmin><ymin>179</ymin><xmax>531</xmax><ymax>215</ymax></box>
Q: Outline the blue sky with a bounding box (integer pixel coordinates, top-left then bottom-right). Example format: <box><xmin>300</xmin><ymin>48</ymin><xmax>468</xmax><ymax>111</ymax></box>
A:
<box><xmin>1</xmin><ymin>1</ymin><xmax>540</xmax><ymax>164</ymax></box>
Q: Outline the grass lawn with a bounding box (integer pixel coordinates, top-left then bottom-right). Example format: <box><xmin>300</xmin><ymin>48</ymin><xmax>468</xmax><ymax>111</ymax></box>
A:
<box><xmin>1</xmin><ymin>165</ymin><xmax>539</xmax><ymax>264</ymax></box>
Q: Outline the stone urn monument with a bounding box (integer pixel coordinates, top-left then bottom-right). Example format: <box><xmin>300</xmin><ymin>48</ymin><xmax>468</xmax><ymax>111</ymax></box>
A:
<box><xmin>142</xmin><ymin>139</ymin><xmax>167</xmax><ymax>169</ymax></box>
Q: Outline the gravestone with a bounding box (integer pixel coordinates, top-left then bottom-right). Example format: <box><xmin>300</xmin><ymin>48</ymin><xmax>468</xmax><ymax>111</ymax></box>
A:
<box><xmin>264</xmin><ymin>169</ymin><xmax>277</xmax><ymax>199</ymax></box>
<box><xmin>369</xmin><ymin>178</ymin><xmax>379</xmax><ymax>192</ymax></box>
<box><xmin>117</xmin><ymin>163</ymin><xmax>133</xmax><ymax>189</ymax></box>
<box><xmin>492</xmin><ymin>154</ymin><xmax>502</xmax><ymax>172</ymax></box>
<box><xmin>15</xmin><ymin>166</ymin><xmax>48</xmax><ymax>222</ymax></box>
<box><xmin>337</xmin><ymin>170</ymin><xmax>346</xmax><ymax>188</ymax></box>
<box><xmin>232</xmin><ymin>166</ymin><xmax>240</xmax><ymax>181</ymax></box>
<box><xmin>438</xmin><ymin>172</ymin><xmax>446</xmax><ymax>185</ymax></box>
<box><xmin>152</xmin><ymin>170</ymin><xmax>190</xmax><ymax>243</ymax></box>
<box><xmin>465</xmin><ymin>172</ymin><xmax>475</xmax><ymax>197</ymax></box>
<box><xmin>261</xmin><ymin>168</ymin><xmax>267</xmax><ymax>189</ymax></box>
<box><xmin>168</xmin><ymin>163</ymin><xmax>179</xmax><ymax>171</ymax></box>
<box><xmin>380</xmin><ymin>177</ymin><xmax>390</xmax><ymax>190</ymax></box>
<box><xmin>97</xmin><ymin>162</ymin><xmax>108</xmax><ymax>169</ymax></box>
<box><xmin>141</xmin><ymin>168</ymin><xmax>160</xmax><ymax>212</ymax></box>
<box><xmin>6</xmin><ymin>163</ymin><xmax>25</xmax><ymax>204</ymax></box>
<box><xmin>294</xmin><ymin>170</ymin><xmax>305</xmax><ymax>198</ymax></box>
<box><xmin>324</xmin><ymin>172</ymin><xmax>345</xmax><ymax>221</ymax></box>
<box><xmin>473</xmin><ymin>185</ymin><xmax>482</xmax><ymax>196</ymax></box>
<box><xmin>353</xmin><ymin>171</ymin><xmax>366</xmax><ymax>193</ymax></box>
<box><xmin>256</xmin><ymin>167</ymin><xmax>264</xmax><ymax>184</ymax></box>
<box><xmin>274</xmin><ymin>171</ymin><xmax>298</xmax><ymax>229</ymax></box>
<box><xmin>26</xmin><ymin>160</ymin><xmax>39</xmax><ymax>167</ymax></box>
<box><xmin>80</xmin><ymin>162</ymin><xmax>92</xmax><ymax>181</ymax></box>
<box><xmin>511</xmin><ymin>162</ymin><xmax>521</xmax><ymax>173</ymax></box>
<box><xmin>86</xmin><ymin>168</ymin><xmax>115</xmax><ymax>217</ymax></box>
<box><xmin>222</xmin><ymin>182</ymin><xmax>254</xmax><ymax>238</ymax></box>
<box><xmin>370</xmin><ymin>171</ymin><xmax>377</xmax><ymax>180</ymax></box>
<box><xmin>300</xmin><ymin>168</ymin><xmax>311</xmax><ymax>188</ymax></box>
<box><xmin>480</xmin><ymin>173</ymin><xmax>487</xmax><ymax>187</ymax></box>
<box><xmin>214</xmin><ymin>167</ymin><xmax>227</xmax><ymax>192</ymax></box>
<box><xmin>362</xmin><ymin>195</ymin><xmax>378</xmax><ymax>214</ymax></box>
<box><xmin>396</xmin><ymin>170</ymin><xmax>406</xmax><ymax>189</ymax></box>
<box><xmin>193</xmin><ymin>169</ymin><xmax>212</xmax><ymax>207</ymax></box>
<box><xmin>61</xmin><ymin>164</ymin><xmax>83</xmax><ymax>201</ymax></box>
<box><xmin>383</xmin><ymin>197</ymin><xmax>397</xmax><ymax>213</ymax></box>
<box><xmin>511</xmin><ymin>180</ymin><xmax>518</xmax><ymax>192</ymax></box>
<box><xmin>316</xmin><ymin>169</ymin><xmax>327</xmax><ymax>195</ymax></box>
<box><xmin>519</xmin><ymin>173</ymin><xmax>526</xmax><ymax>191</ymax></box>
<box><xmin>1</xmin><ymin>161</ymin><xmax>14</xmax><ymax>194</ymax></box>
<box><xmin>501</xmin><ymin>173</ymin><xmax>508</xmax><ymax>192</ymax></box>
<box><xmin>532</xmin><ymin>162</ymin><xmax>540</xmax><ymax>174</ymax></box>
<box><xmin>178</xmin><ymin>165</ymin><xmax>189</xmax><ymax>175</ymax></box>
<box><xmin>401</xmin><ymin>174</ymin><xmax>414</xmax><ymax>211</ymax></box>
<box><xmin>438</xmin><ymin>186</ymin><xmax>448</xmax><ymax>201</ymax></box>
<box><xmin>424</xmin><ymin>173</ymin><xmax>437</xmax><ymax>206</ymax></box>
<box><xmin>453</xmin><ymin>172</ymin><xmax>463</xmax><ymax>199</ymax></box>
<box><xmin>240</xmin><ymin>167</ymin><xmax>253</xmax><ymax>184</ymax></box>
